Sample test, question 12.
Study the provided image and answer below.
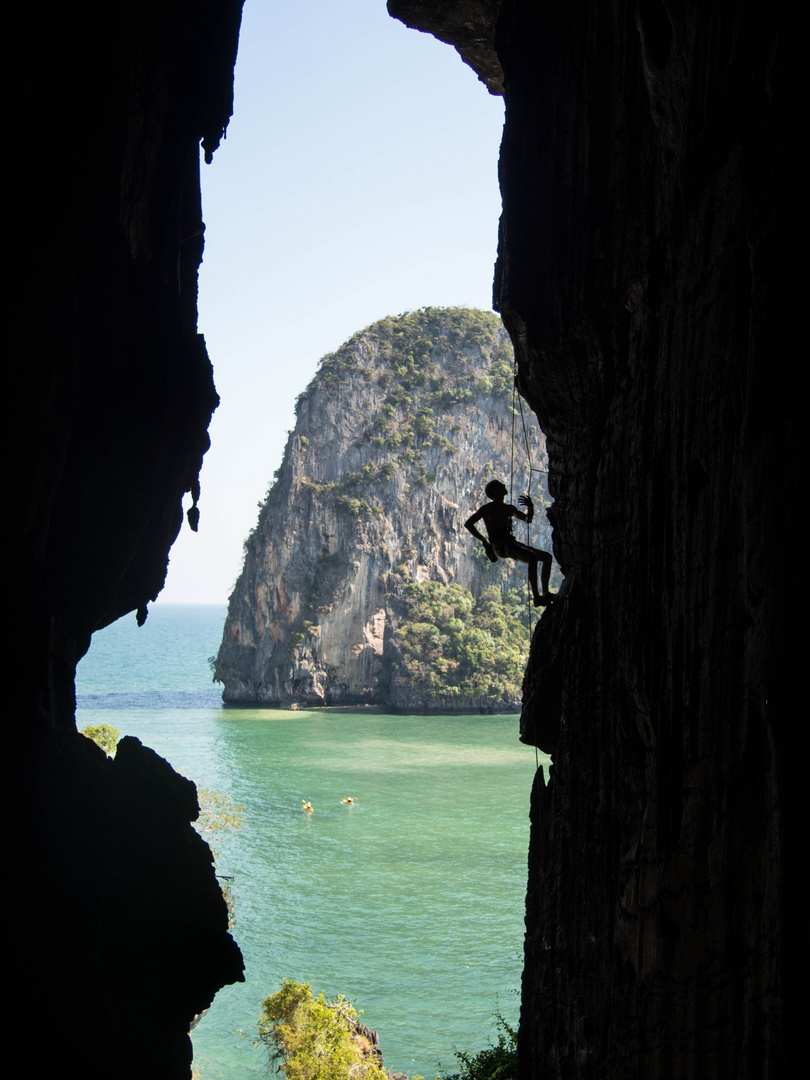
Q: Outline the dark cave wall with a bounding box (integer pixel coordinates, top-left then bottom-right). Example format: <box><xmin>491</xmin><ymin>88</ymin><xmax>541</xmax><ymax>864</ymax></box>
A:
<box><xmin>14</xmin><ymin>0</ymin><xmax>243</xmax><ymax>722</ymax></box>
<box><xmin>10</xmin><ymin>0</ymin><xmax>786</xmax><ymax>1074</ymax></box>
<box><xmin>11</xmin><ymin>3</ymin><xmax>245</xmax><ymax>1076</ymax></box>
<box><xmin>500</xmin><ymin>4</ymin><xmax>785</xmax><ymax>1076</ymax></box>
<box><xmin>392</xmin><ymin>1</ymin><xmax>785</xmax><ymax>1076</ymax></box>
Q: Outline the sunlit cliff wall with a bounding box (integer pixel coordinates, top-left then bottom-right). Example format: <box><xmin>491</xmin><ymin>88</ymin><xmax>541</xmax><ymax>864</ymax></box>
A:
<box><xmin>217</xmin><ymin>308</ymin><xmax>551</xmax><ymax>712</ymax></box>
<box><xmin>11</xmin><ymin>3</ymin><xmax>246</xmax><ymax>1076</ymax></box>
<box><xmin>391</xmin><ymin>1</ymin><xmax>786</xmax><ymax>1076</ymax></box>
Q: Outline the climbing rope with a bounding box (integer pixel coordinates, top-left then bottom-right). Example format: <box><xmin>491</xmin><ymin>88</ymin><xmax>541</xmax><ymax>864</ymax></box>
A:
<box><xmin>508</xmin><ymin>358</ymin><xmax>544</xmax><ymax>768</ymax></box>
<box><xmin>511</xmin><ymin>358</ymin><xmax>544</xmax><ymax>509</ymax></box>
<box><xmin>510</xmin><ymin>359</ymin><xmax>567</xmax><ymax>1080</ymax></box>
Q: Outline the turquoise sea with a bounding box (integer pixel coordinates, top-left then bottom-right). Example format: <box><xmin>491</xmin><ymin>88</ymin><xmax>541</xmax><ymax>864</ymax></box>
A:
<box><xmin>76</xmin><ymin>604</ymin><xmax>546</xmax><ymax>1079</ymax></box>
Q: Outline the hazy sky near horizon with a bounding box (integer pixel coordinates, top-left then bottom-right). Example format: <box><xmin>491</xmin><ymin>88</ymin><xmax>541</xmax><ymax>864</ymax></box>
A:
<box><xmin>159</xmin><ymin>0</ymin><xmax>505</xmax><ymax>604</ymax></box>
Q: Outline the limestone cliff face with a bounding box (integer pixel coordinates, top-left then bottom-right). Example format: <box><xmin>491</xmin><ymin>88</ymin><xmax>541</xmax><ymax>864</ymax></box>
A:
<box><xmin>216</xmin><ymin>308</ymin><xmax>550</xmax><ymax>711</ymax></box>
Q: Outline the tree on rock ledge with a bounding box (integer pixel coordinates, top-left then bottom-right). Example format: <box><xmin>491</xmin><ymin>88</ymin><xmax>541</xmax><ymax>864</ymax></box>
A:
<box><xmin>259</xmin><ymin>980</ymin><xmax>387</xmax><ymax>1080</ymax></box>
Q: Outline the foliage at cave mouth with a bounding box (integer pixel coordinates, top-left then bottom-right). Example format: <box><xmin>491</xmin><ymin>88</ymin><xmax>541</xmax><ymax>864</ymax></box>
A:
<box><xmin>216</xmin><ymin>307</ymin><xmax>557</xmax><ymax>711</ymax></box>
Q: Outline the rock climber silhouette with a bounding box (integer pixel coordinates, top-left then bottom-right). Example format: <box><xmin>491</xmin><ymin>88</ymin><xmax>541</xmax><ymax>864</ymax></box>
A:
<box><xmin>465</xmin><ymin>479</ymin><xmax>555</xmax><ymax>606</ymax></box>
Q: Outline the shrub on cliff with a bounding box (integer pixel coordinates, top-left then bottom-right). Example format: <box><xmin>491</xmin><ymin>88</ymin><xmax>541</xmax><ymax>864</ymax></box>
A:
<box><xmin>258</xmin><ymin>980</ymin><xmax>387</xmax><ymax>1080</ymax></box>
<box><xmin>81</xmin><ymin>722</ymin><xmax>120</xmax><ymax>756</ymax></box>
<box><xmin>391</xmin><ymin>582</ymin><xmax>531</xmax><ymax>704</ymax></box>
<box><xmin>443</xmin><ymin>1018</ymin><xmax>517</xmax><ymax>1080</ymax></box>
<box><xmin>193</xmin><ymin>786</ymin><xmax>244</xmax><ymax>929</ymax></box>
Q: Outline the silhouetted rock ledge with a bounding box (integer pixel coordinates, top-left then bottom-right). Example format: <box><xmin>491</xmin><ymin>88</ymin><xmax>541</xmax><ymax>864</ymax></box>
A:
<box><xmin>216</xmin><ymin>308</ymin><xmax>556</xmax><ymax>712</ymax></box>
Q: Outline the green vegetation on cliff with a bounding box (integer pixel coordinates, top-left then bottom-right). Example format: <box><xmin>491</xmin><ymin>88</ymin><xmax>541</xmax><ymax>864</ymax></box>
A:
<box><xmin>444</xmin><ymin>1019</ymin><xmax>518</xmax><ymax>1080</ymax></box>
<box><xmin>258</xmin><ymin>979</ymin><xmax>518</xmax><ymax>1080</ymax></box>
<box><xmin>391</xmin><ymin>582</ymin><xmax>532</xmax><ymax>706</ymax></box>
<box><xmin>258</xmin><ymin>980</ymin><xmax>387</xmax><ymax>1080</ymax></box>
<box><xmin>81</xmin><ymin>722</ymin><xmax>120</xmax><ymax>756</ymax></box>
<box><xmin>253</xmin><ymin>307</ymin><xmax>516</xmax><ymax>530</ymax></box>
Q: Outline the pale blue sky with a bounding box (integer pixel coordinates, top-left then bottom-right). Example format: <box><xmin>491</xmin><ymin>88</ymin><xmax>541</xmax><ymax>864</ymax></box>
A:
<box><xmin>160</xmin><ymin>0</ymin><xmax>505</xmax><ymax>603</ymax></box>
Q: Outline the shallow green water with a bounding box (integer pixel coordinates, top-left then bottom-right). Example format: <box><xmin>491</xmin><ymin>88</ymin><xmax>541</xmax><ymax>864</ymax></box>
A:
<box><xmin>77</xmin><ymin>606</ymin><xmax>546</xmax><ymax>1078</ymax></box>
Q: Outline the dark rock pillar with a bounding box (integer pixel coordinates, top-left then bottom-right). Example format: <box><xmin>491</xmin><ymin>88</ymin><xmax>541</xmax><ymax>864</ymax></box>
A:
<box><xmin>10</xmin><ymin>3</ymin><xmax>246</xmax><ymax>1076</ymax></box>
<box><xmin>391</xmin><ymin>1</ymin><xmax>786</xmax><ymax>1076</ymax></box>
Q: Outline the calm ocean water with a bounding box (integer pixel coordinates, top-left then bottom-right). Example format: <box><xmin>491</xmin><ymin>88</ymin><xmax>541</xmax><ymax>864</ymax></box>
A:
<box><xmin>76</xmin><ymin>604</ymin><xmax>547</xmax><ymax>1079</ymax></box>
